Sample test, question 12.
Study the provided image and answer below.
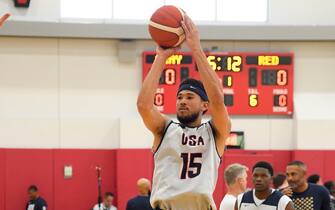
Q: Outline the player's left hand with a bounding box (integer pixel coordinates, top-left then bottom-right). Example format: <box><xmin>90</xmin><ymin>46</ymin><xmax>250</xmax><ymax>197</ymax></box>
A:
<box><xmin>181</xmin><ymin>14</ymin><xmax>201</xmax><ymax>52</ymax></box>
<box><xmin>156</xmin><ymin>46</ymin><xmax>180</xmax><ymax>59</ymax></box>
<box><xmin>0</xmin><ymin>13</ymin><xmax>10</xmax><ymax>27</ymax></box>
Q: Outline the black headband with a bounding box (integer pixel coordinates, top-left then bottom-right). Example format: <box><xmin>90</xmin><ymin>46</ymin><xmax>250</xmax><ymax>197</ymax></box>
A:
<box><xmin>177</xmin><ymin>83</ymin><xmax>208</xmax><ymax>101</ymax></box>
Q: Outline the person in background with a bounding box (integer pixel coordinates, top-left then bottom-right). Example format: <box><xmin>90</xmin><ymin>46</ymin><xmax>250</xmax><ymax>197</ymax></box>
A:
<box><xmin>273</xmin><ymin>173</ymin><xmax>293</xmax><ymax>197</ymax></box>
<box><xmin>307</xmin><ymin>173</ymin><xmax>323</xmax><ymax>185</ymax></box>
<box><xmin>286</xmin><ymin>160</ymin><xmax>330</xmax><ymax>210</ymax></box>
<box><xmin>273</xmin><ymin>173</ymin><xmax>289</xmax><ymax>190</ymax></box>
<box><xmin>234</xmin><ymin>161</ymin><xmax>294</xmax><ymax>210</ymax></box>
<box><xmin>93</xmin><ymin>192</ymin><xmax>117</xmax><ymax>210</ymax></box>
<box><xmin>220</xmin><ymin>164</ymin><xmax>248</xmax><ymax>210</ymax></box>
<box><xmin>126</xmin><ymin>178</ymin><xmax>153</xmax><ymax>210</ymax></box>
<box><xmin>26</xmin><ymin>185</ymin><xmax>48</xmax><ymax>210</ymax></box>
<box><xmin>324</xmin><ymin>181</ymin><xmax>335</xmax><ymax>210</ymax></box>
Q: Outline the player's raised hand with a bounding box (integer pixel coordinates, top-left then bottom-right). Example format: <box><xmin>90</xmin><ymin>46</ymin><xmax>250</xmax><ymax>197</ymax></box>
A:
<box><xmin>156</xmin><ymin>46</ymin><xmax>180</xmax><ymax>59</ymax></box>
<box><xmin>181</xmin><ymin>15</ymin><xmax>201</xmax><ymax>52</ymax></box>
<box><xmin>0</xmin><ymin>13</ymin><xmax>10</xmax><ymax>27</ymax></box>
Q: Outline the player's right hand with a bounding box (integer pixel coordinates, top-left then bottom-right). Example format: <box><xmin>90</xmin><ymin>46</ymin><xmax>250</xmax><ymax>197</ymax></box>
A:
<box><xmin>0</xmin><ymin>13</ymin><xmax>10</xmax><ymax>27</ymax></box>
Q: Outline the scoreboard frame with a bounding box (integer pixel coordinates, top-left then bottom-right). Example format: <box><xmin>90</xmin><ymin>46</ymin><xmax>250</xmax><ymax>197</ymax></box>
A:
<box><xmin>142</xmin><ymin>51</ymin><xmax>294</xmax><ymax>116</ymax></box>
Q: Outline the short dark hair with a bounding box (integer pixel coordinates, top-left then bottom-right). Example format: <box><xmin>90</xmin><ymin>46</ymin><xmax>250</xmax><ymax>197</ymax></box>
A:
<box><xmin>287</xmin><ymin>160</ymin><xmax>307</xmax><ymax>171</ymax></box>
<box><xmin>324</xmin><ymin>181</ymin><xmax>335</xmax><ymax>193</ymax></box>
<box><xmin>253</xmin><ymin>161</ymin><xmax>274</xmax><ymax>176</ymax></box>
<box><xmin>307</xmin><ymin>174</ymin><xmax>320</xmax><ymax>184</ymax></box>
<box><xmin>273</xmin><ymin>173</ymin><xmax>287</xmax><ymax>189</ymax></box>
<box><xmin>28</xmin><ymin>185</ymin><xmax>38</xmax><ymax>192</ymax></box>
<box><xmin>104</xmin><ymin>192</ymin><xmax>114</xmax><ymax>197</ymax></box>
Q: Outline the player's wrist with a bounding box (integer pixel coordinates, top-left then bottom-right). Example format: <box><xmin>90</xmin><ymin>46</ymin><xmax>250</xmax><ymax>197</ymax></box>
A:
<box><xmin>191</xmin><ymin>47</ymin><xmax>204</xmax><ymax>56</ymax></box>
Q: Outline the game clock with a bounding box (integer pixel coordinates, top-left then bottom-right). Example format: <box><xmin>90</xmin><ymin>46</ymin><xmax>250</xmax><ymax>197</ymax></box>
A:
<box><xmin>142</xmin><ymin>52</ymin><xmax>293</xmax><ymax>115</ymax></box>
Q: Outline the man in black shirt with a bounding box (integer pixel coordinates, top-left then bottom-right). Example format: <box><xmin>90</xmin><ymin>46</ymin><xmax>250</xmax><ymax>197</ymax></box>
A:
<box><xmin>126</xmin><ymin>178</ymin><xmax>153</xmax><ymax>210</ymax></box>
<box><xmin>26</xmin><ymin>185</ymin><xmax>48</xmax><ymax>210</ymax></box>
<box><xmin>286</xmin><ymin>161</ymin><xmax>330</xmax><ymax>210</ymax></box>
<box><xmin>324</xmin><ymin>181</ymin><xmax>335</xmax><ymax>210</ymax></box>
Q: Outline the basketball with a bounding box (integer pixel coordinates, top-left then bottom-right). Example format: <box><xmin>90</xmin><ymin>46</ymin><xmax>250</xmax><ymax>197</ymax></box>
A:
<box><xmin>149</xmin><ymin>5</ymin><xmax>185</xmax><ymax>48</ymax></box>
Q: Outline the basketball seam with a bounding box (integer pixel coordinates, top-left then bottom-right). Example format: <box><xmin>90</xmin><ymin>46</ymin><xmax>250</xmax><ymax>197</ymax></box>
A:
<box><xmin>149</xmin><ymin>21</ymin><xmax>184</xmax><ymax>36</ymax></box>
<box><xmin>173</xmin><ymin>34</ymin><xmax>185</xmax><ymax>47</ymax></box>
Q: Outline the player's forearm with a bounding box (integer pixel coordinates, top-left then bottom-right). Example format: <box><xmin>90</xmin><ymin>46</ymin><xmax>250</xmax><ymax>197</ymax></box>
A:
<box><xmin>192</xmin><ymin>49</ymin><xmax>225</xmax><ymax>105</ymax></box>
<box><xmin>137</xmin><ymin>55</ymin><xmax>166</xmax><ymax>109</ymax></box>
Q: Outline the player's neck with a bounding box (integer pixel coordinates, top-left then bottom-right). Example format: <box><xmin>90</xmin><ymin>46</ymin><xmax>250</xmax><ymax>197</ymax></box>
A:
<box><xmin>294</xmin><ymin>182</ymin><xmax>309</xmax><ymax>193</ymax></box>
<box><xmin>254</xmin><ymin>188</ymin><xmax>272</xmax><ymax>200</ymax></box>
<box><xmin>184</xmin><ymin>118</ymin><xmax>202</xmax><ymax>128</ymax></box>
<box><xmin>227</xmin><ymin>186</ymin><xmax>243</xmax><ymax>197</ymax></box>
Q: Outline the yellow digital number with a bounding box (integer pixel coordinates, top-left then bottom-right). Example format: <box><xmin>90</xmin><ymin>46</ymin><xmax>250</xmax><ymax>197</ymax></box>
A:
<box><xmin>227</xmin><ymin>56</ymin><xmax>242</xmax><ymax>72</ymax></box>
<box><xmin>207</xmin><ymin>55</ymin><xmax>217</xmax><ymax>71</ymax></box>
<box><xmin>249</xmin><ymin>94</ymin><xmax>258</xmax><ymax>107</ymax></box>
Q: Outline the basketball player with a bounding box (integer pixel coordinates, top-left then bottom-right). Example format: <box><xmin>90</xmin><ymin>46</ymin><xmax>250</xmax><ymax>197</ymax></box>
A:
<box><xmin>0</xmin><ymin>13</ymin><xmax>10</xmax><ymax>27</ymax></box>
<box><xmin>234</xmin><ymin>161</ymin><xmax>294</xmax><ymax>210</ymax></box>
<box><xmin>137</xmin><ymin>15</ymin><xmax>231</xmax><ymax>210</ymax></box>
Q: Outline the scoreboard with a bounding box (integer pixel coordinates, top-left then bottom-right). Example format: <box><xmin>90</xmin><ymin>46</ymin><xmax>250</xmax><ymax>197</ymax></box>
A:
<box><xmin>142</xmin><ymin>52</ymin><xmax>293</xmax><ymax>115</ymax></box>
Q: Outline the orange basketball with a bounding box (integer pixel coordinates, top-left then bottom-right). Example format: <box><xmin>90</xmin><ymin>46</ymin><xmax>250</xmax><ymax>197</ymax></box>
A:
<box><xmin>149</xmin><ymin>5</ymin><xmax>185</xmax><ymax>48</ymax></box>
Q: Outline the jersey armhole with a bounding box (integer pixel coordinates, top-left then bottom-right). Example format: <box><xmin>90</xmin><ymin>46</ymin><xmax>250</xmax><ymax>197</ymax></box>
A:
<box><xmin>153</xmin><ymin>120</ymin><xmax>173</xmax><ymax>156</ymax></box>
<box><xmin>208</xmin><ymin>120</ymin><xmax>223</xmax><ymax>159</ymax></box>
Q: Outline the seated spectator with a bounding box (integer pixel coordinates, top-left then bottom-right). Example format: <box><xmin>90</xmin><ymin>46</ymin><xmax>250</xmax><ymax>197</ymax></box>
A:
<box><xmin>26</xmin><ymin>185</ymin><xmax>48</xmax><ymax>210</ymax></box>
<box><xmin>93</xmin><ymin>192</ymin><xmax>117</xmax><ymax>210</ymax></box>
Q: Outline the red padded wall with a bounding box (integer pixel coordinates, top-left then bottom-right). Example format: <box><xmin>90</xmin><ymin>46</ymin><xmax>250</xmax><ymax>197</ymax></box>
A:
<box><xmin>5</xmin><ymin>149</ymin><xmax>54</xmax><ymax>210</ymax></box>
<box><xmin>0</xmin><ymin>149</ymin><xmax>5</xmax><ymax>210</ymax></box>
<box><xmin>54</xmin><ymin>149</ymin><xmax>116</xmax><ymax>210</ymax></box>
<box><xmin>292</xmin><ymin>150</ymin><xmax>325</xmax><ymax>175</ymax></box>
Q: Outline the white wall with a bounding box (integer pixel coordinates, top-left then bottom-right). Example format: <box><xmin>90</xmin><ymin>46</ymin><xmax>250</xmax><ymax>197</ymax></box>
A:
<box><xmin>0</xmin><ymin>37</ymin><xmax>335</xmax><ymax>149</ymax></box>
<box><xmin>1</xmin><ymin>0</ymin><xmax>335</xmax><ymax>25</ymax></box>
<box><xmin>269</xmin><ymin>0</ymin><xmax>335</xmax><ymax>25</ymax></box>
<box><xmin>0</xmin><ymin>0</ymin><xmax>60</xmax><ymax>21</ymax></box>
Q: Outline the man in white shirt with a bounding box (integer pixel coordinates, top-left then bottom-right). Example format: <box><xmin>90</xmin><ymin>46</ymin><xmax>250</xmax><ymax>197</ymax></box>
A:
<box><xmin>93</xmin><ymin>192</ymin><xmax>117</xmax><ymax>210</ymax></box>
<box><xmin>220</xmin><ymin>164</ymin><xmax>248</xmax><ymax>210</ymax></box>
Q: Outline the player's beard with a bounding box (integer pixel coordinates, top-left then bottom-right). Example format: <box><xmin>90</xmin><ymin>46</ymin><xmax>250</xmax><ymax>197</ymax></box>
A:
<box><xmin>177</xmin><ymin>111</ymin><xmax>200</xmax><ymax>125</ymax></box>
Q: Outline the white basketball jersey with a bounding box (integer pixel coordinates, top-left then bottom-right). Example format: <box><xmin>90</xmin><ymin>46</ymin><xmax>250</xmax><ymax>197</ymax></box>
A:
<box><xmin>150</xmin><ymin>121</ymin><xmax>221</xmax><ymax>210</ymax></box>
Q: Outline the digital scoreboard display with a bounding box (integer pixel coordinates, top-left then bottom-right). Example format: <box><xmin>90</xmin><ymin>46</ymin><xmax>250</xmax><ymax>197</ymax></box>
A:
<box><xmin>142</xmin><ymin>52</ymin><xmax>293</xmax><ymax>115</ymax></box>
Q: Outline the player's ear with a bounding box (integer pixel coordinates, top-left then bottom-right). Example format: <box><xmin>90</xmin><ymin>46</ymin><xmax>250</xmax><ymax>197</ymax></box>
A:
<box><xmin>201</xmin><ymin>101</ymin><xmax>209</xmax><ymax>114</ymax></box>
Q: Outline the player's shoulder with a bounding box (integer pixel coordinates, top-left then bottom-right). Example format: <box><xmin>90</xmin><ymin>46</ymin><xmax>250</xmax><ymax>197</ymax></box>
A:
<box><xmin>309</xmin><ymin>183</ymin><xmax>329</xmax><ymax>194</ymax></box>
<box><xmin>279</xmin><ymin>194</ymin><xmax>292</xmax><ymax>203</ymax></box>
<box><xmin>220</xmin><ymin>194</ymin><xmax>237</xmax><ymax>210</ymax></box>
